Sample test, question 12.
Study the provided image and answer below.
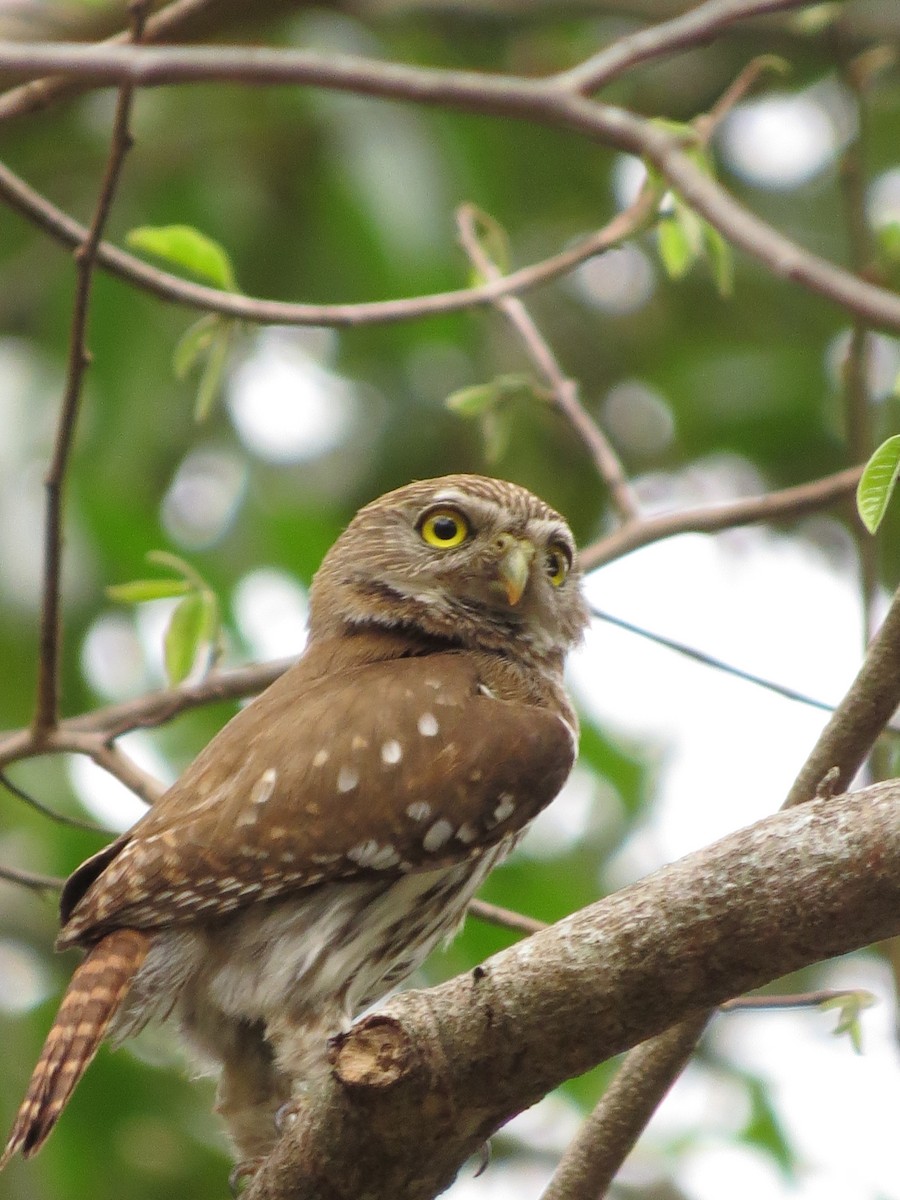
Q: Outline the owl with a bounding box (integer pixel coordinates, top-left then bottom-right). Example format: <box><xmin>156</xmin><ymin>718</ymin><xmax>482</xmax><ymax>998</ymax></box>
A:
<box><xmin>2</xmin><ymin>474</ymin><xmax>588</xmax><ymax>1172</ymax></box>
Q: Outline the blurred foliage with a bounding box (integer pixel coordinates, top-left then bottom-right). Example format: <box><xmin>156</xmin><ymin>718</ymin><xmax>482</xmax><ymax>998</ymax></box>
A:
<box><xmin>1</xmin><ymin>2</ymin><xmax>899</xmax><ymax>1198</ymax></box>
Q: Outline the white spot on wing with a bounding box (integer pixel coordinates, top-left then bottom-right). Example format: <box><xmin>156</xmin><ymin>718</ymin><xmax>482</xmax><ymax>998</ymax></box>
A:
<box><xmin>337</xmin><ymin>766</ymin><xmax>359</xmax><ymax>793</ymax></box>
<box><xmin>456</xmin><ymin>822</ymin><xmax>478</xmax><ymax>844</ymax></box>
<box><xmin>406</xmin><ymin>801</ymin><xmax>431</xmax><ymax>822</ymax></box>
<box><xmin>251</xmin><ymin>768</ymin><xmax>277</xmax><ymax>805</ymax></box>
<box><xmin>423</xmin><ymin>818</ymin><xmax>454</xmax><ymax>851</ymax></box>
<box><xmin>491</xmin><ymin>793</ymin><xmax>516</xmax><ymax>825</ymax></box>
<box><xmin>347</xmin><ymin>840</ymin><xmax>401</xmax><ymax>869</ymax></box>
<box><xmin>312</xmin><ymin>749</ymin><xmax>329</xmax><ymax>768</ymax></box>
<box><xmin>418</xmin><ymin>712</ymin><xmax>439</xmax><ymax>737</ymax></box>
<box><xmin>381</xmin><ymin>739</ymin><xmax>403</xmax><ymax>765</ymax></box>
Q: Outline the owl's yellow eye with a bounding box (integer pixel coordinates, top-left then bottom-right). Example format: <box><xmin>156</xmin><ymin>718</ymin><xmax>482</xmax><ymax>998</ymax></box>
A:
<box><xmin>546</xmin><ymin>543</ymin><xmax>571</xmax><ymax>587</ymax></box>
<box><xmin>419</xmin><ymin>507</ymin><xmax>471</xmax><ymax>549</ymax></box>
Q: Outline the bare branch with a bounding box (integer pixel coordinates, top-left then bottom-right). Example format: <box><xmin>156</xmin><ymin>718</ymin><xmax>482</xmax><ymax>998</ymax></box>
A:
<box><xmin>85</xmin><ymin>740</ymin><xmax>164</xmax><ymax>807</ymax></box>
<box><xmin>0</xmin><ymin>159</ymin><xmax>651</xmax><ymax>327</ymax></box>
<box><xmin>0</xmin><ymin>864</ymin><xmax>64</xmax><ymax>893</ymax></box>
<box><xmin>31</xmin><ymin>5</ymin><xmax>148</xmax><ymax>737</ymax></box>
<box><xmin>540</xmin><ymin>1016</ymin><xmax>709</xmax><ymax>1200</ymax></box>
<box><xmin>580</xmin><ymin>464</ymin><xmax>863</xmax><ymax>570</ymax></box>
<box><xmin>0</xmin><ymin>659</ymin><xmax>293</xmax><ymax>770</ymax></box>
<box><xmin>0</xmin><ymin>771</ymin><xmax>107</xmax><ymax>834</ymax></box>
<box><xmin>555</xmin><ymin>0</ymin><xmax>813</xmax><ymax>94</ymax></box>
<box><xmin>456</xmin><ymin>201</ymin><xmax>644</xmax><ymax>523</ymax></box>
<box><xmin>1</xmin><ymin>44</ymin><xmax>900</xmax><ymax>331</ymax></box>
<box><xmin>467</xmin><ymin>899</ymin><xmax>546</xmax><ymax>937</ymax></box>
<box><xmin>784</xmin><ymin>582</ymin><xmax>900</xmax><ymax>808</ymax></box>
<box><xmin>245</xmin><ymin>780</ymin><xmax>900</xmax><ymax>1200</ymax></box>
<box><xmin>721</xmin><ymin>988</ymin><xmax>870</xmax><ymax>1010</ymax></box>
<box><xmin>0</xmin><ymin>0</ymin><xmax>222</xmax><ymax>123</ymax></box>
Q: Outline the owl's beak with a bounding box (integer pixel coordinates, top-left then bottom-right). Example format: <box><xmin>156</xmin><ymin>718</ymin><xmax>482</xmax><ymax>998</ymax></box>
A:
<box><xmin>497</xmin><ymin>537</ymin><xmax>536</xmax><ymax>606</ymax></box>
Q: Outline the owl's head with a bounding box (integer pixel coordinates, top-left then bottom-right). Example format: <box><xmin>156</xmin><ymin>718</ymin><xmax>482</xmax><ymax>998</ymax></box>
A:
<box><xmin>309</xmin><ymin>475</ymin><xmax>589</xmax><ymax>664</ymax></box>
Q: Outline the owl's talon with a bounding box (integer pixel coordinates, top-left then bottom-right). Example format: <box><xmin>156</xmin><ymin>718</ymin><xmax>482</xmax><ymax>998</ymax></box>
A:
<box><xmin>229</xmin><ymin>1158</ymin><xmax>265</xmax><ymax>1195</ymax></box>
<box><xmin>473</xmin><ymin>1139</ymin><xmax>492</xmax><ymax>1177</ymax></box>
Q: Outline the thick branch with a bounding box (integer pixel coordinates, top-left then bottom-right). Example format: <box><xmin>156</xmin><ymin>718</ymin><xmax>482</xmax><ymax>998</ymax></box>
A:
<box><xmin>246</xmin><ymin>779</ymin><xmax>900</xmax><ymax>1200</ymax></box>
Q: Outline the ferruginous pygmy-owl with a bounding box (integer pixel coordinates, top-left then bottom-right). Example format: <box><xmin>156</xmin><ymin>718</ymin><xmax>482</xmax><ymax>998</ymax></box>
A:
<box><xmin>2</xmin><ymin>474</ymin><xmax>589</xmax><ymax>1170</ymax></box>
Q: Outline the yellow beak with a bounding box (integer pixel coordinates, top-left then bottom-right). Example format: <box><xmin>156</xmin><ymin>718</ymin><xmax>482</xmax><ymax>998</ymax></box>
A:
<box><xmin>498</xmin><ymin>538</ymin><xmax>535</xmax><ymax>606</ymax></box>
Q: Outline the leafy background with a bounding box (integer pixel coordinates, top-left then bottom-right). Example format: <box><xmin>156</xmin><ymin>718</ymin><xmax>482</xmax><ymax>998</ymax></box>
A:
<box><xmin>0</xmin><ymin>3</ymin><xmax>899</xmax><ymax>1199</ymax></box>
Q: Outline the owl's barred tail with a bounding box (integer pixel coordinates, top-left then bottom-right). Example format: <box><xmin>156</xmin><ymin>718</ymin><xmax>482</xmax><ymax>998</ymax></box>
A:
<box><xmin>0</xmin><ymin>928</ymin><xmax>151</xmax><ymax>1167</ymax></box>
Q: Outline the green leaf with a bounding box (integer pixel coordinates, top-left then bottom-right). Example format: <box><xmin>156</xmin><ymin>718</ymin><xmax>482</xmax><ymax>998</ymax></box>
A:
<box><xmin>820</xmin><ymin>990</ymin><xmax>876</xmax><ymax>1054</ymax></box>
<box><xmin>173</xmin><ymin>314</ymin><xmax>221</xmax><ymax>380</ymax></box>
<box><xmin>106</xmin><ymin>578</ymin><xmax>193</xmax><ymax>604</ymax></box>
<box><xmin>194</xmin><ymin>320</ymin><xmax>235</xmax><ymax>422</ymax></box>
<box><xmin>126</xmin><ymin>224</ymin><xmax>238</xmax><ymax>291</ymax></box>
<box><xmin>445</xmin><ymin>373</ymin><xmax>534</xmax><ymax>418</ymax></box>
<box><xmin>446</xmin><ymin>383</ymin><xmax>501</xmax><ymax>417</ymax></box>
<box><xmin>163</xmin><ymin>590</ymin><xmax>219</xmax><ymax>685</ymax></box>
<box><xmin>657</xmin><ymin>215</ymin><xmax>696</xmax><ymax>279</ymax></box>
<box><xmin>481</xmin><ymin>408</ymin><xmax>512</xmax><ymax>463</ymax></box>
<box><xmin>703</xmin><ymin>221</ymin><xmax>735</xmax><ymax>297</ymax></box>
<box><xmin>742</xmin><ymin>1077</ymin><xmax>794</xmax><ymax>1177</ymax></box>
<box><xmin>876</xmin><ymin>221</ymin><xmax>900</xmax><ymax>264</ymax></box>
<box><xmin>856</xmin><ymin>434</ymin><xmax>900</xmax><ymax>533</ymax></box>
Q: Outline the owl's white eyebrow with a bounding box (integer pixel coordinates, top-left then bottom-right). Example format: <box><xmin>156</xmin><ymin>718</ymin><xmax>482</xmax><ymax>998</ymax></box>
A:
<box><xmin>428</xmin><ymin>491</ymin><xmax>467</xmax><ymax>507</ymax></box>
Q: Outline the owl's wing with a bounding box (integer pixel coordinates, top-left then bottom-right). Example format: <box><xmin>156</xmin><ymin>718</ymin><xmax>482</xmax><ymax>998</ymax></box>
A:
<box><xmin>60</xmin><ymin>652</ymin><xmax>575</xmax><ymax>945</ymax></box>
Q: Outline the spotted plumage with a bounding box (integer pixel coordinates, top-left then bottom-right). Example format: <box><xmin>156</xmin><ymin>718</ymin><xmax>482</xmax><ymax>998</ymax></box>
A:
<box><xmin>2</xmin><ymin>474</ymin><xmax>588</xmax><ymax>1170</ymax></box>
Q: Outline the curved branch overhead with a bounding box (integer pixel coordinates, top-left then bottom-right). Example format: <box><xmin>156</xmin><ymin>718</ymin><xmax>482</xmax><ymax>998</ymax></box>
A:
<box><xmin>0</xmin><ymin>36</ymin><xmax>899</xmax><ymax>331</ymax></box>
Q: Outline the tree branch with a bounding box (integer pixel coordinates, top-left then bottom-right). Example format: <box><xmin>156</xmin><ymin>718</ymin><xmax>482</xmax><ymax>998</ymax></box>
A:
<box><xmin>539</xmin><ymin>1016</ymin><xmax>709</xmax><ymax>1200</ymax></box>
<box><xmin>31</xmin><ymin>5</ymin><xmax>147</xmax><ymax>737</ymax></box>
<box><xmin>579</xmin><ymin>463</ymin><xmax>863</xmax><ymax>570</ymax></box>
<box><xmin>1</xmin><ymin>42</ymin><xmax>900</xmax><ymax>331</ymax></box>
<box><xmin>556</xmin><ymin>0</ymin><xmax>813</xmax><ymax>93</ymax></box>
<box><xmin>456</xmin><ymin>201</ymin><xmax>644</xmax><ymax>524</ymax></box>
<box><xmin>245</xmin><ymin>779</ymin><xmax>900</xmax><ymax>1200</ymax></box>
<box><xmin>0</xmin><ymin>0</ymin><xmax>222</xmax><ymax>123</ymax></box>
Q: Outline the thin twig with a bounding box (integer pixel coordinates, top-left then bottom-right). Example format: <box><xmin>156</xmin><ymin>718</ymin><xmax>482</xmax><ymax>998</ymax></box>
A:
<box><xmin>468</xmin><ymin>899</ymin><xmax>547</xmax><ymax>937</ymax></box>
<box><xmin>836</xmin><ymin>52</ymin><xmax>878</xmax><ymax>642</ymax></box>
<box><xmin>580</xmin><ymin>463</ymin><xmax>863</xmax><ymax>570</ymax></box>
<box><xmin>456</xmin><ymin>201</ymin><xmax>645</xmax><ymax>523</ymax></box>
<box><xmin>0</xmin><ymin>158</ymin><xmax>652</xmax><ymax>328</ymax></box>
<box><xmin>1</xmin><ymin>45</ymin><xmax>900</xmax><ymax>331</ymax></box>
<box><xmin>0</xmin><ymin>864</ymin><xmax>64</xmax><ymax>893</ymax></box>
<box><xmin>31</xmin><ymin>3</ymin><xmax>148</xmax><ymax>737</ymax></box>
<box><xmin>0</xmin><ymin>658</ymin><xmax>293</xmax><ymax>770</ymax></box>
<box><xmin>554</xmin><ymin>0</ymin><xmax>811</xmax><ymax>94</ymax></box>
<box><xmin>0</xmin><ymin>770</ymin><xmax>107</xmax><ymax>834</ymax></box>
<box><xmin>0</xmin><ymin>0</ymin><xmax>221</xmax><ymax>123</ymax></box>
<box><xmin>721</xmin><ymin>988</ymin><xmax>868</xmax><ymax>1011</ymax></box>
<box><xmin>87</xmin><ymin>740</ymin><xmax>164</xmax><ymax>806</ymax></box>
